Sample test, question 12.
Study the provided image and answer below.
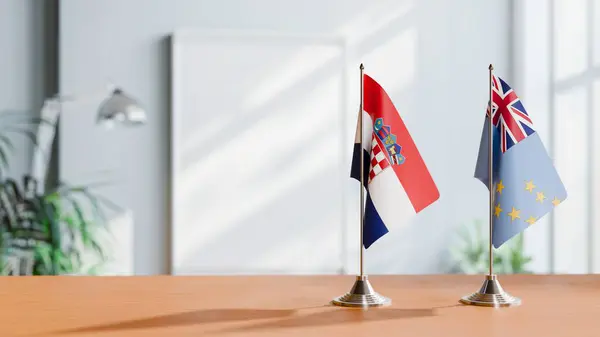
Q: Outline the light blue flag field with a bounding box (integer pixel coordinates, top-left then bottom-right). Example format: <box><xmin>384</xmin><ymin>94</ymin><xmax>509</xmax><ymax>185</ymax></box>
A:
<box><xmin>475</xmin><ymin>75</ymin><xmax>567</xmax><ymax>248</ymax></box>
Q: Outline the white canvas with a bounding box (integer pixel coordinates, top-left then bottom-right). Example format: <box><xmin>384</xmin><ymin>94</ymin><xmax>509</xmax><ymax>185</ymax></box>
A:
<box><xmin>170</xmin><ymin>30</ymin><xmax>350</xmax><ymax>275</ymax></box>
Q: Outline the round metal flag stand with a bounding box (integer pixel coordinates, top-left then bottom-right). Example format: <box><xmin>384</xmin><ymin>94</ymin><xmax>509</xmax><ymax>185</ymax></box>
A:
<box><xmin>332</xmin><ymin>275</ymin><xmax>391</xmax><ymax>308</ymax></box>
<box><xmin>460</xmin><ymin>274</ymin><xmax>520</xmax><ymax>307</ymax></box>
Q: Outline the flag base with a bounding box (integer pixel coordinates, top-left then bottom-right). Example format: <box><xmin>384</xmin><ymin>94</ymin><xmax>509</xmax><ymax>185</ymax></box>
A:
<box><xmin>460</xmin><ymin>274</ymin><xmax>521</xmax><ymax>307</ymax></box>
<box><xmin>331</xmin><ymin>275</ymin><xmax>391</xmax><ymax>308</ymax></box>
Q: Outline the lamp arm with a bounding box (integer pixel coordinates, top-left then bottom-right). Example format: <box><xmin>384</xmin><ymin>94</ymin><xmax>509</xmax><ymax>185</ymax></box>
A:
<box><xmin>29</xmin><ymin>99</ymin><xmax>62</xmax><ymax>193</ymax></box>
<box><xmin>30</xmin><ymin>82</ymin><xmax>144</xmax><ymax>192</ymax></box>
<box><xmin>50</xmin><ymin>82</ymin><xmax>117</xmax><ymax>104</ymax></box>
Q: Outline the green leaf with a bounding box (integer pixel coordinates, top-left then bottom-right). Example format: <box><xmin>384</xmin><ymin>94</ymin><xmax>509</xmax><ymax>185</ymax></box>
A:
<box><xmin>0</xmin><ymin>144</ymin><xmax>9</xmax><ymax>170</ymax></box>
<box><xmin>0</xmin><ymin>136</ymin><xmax>14</xmax><ymax>177</ymax></box>
<box><xmin>34</xmin><ymin>244</ymin><xmax>53</xmax><ymax>273</ymax></box>
<box><xmin>59</xmin><ymin>253</ymin><xmax>73</xmax><ymax>273</ymax></box>
<box><xmin>42</xmin><ymin>202</ymin><xmax>62</xmax><ymax>275</ymax></box>
<box><xmin>89</xmin><ymin>238</ymin><xmax>107</xmax><ymax>261</ymax></box>
<box><xmin>0</xmin><ymin>171</ymin><xmax>119</xmax><ymax>275</ymax></box>
<box><xmin>68</xmin><ymin>249</ymin><xmax>82</xmax><ymax>272</ymax></box>
<box><xmin>0</xmin><ymin>134</ymin><xmax>15</xmax><ymax>153</ymax></box>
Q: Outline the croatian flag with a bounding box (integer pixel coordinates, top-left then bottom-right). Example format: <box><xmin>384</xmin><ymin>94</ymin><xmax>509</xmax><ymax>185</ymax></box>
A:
<box><xmin>350</xmin><ymin>74</ymin><xmax>440</xmax><ymax>248</ymax></box>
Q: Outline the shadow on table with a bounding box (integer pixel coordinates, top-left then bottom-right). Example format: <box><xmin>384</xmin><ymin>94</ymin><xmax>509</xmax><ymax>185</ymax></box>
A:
<box><xmin>51</xmin><ymin>304</ymin><xmax>451</xmax><ymax>335</ymax></box>
<box><xmin>51</xmin><ymin>308</ymin><xmax>299</xmax><ymax>335</ymax></box>
<box><xmin>212</xmin><ymin>307</ymin><xmax>436</xmax><ymax>334</ymax></box>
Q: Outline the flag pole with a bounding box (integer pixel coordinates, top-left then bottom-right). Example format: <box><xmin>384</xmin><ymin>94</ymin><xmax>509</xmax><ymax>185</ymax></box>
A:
<box><xmin>359</xmin><ymin>62</ymin><xmax>365</xmax><ymax>278</ymax></box>
<box><xmin>459</xmin><ymin>64</ymin><xmax>521</xmax><ymax>307</ymax></box>
<box><xmin>331</xmin><ymin>63</ymin><xmax>390</xmax><ymax>308</ymax></box>
<box><xmin>488</xmin><ymin>64</ymin><xmax>494</xmax><ymax>278</ymax></box>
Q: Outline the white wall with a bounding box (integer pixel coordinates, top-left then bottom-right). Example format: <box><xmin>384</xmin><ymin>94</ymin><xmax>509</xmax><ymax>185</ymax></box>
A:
<box><xmin>59</xmin><ymin>0</ymin><xmax>512</xmax><ymax>275</ymax></box>
<box><xmin>0</xmin><ymin>0</ymin><xmax>49</xmax><ymax>179</ymax></box>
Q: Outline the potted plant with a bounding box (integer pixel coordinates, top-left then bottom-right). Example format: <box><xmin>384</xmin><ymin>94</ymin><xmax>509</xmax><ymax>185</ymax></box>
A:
<box><xmin>0</xmin><ymin>111</ymin><xmax>118</xmax><ymax>275</ymax></box>
<box><xmin>448</xmin><ymin>219</ymin><xmax>533</xmax><ymax>274</ymax></box>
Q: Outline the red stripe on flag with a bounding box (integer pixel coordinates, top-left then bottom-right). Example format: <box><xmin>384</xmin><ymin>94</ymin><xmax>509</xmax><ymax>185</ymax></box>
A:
<box><xmin>363</xmin><ymin>74</ymin><xmax>439</xmax><ymax>212</ymax></box>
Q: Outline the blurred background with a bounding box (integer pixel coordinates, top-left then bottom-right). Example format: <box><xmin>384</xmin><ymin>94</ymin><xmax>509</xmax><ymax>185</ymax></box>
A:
<box><xmin>0</xmin><ymin>0</ymin><xmax>595</xmax><ymax>276</ymax></box>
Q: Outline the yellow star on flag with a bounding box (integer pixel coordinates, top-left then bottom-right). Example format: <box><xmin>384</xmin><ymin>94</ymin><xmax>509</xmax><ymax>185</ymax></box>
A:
<box><xmin>552</xmin><ymin>197</ymin><xmax>561</xmax><ymax>206</ymax></box>
<box><xmin>536</xmin><ymin>192</ymin><xmax>546</xmax><ymax>203</ymax></box>
<box><xmin>507</xmin><ymin>207</ymin><xmax>521</xmax><ymax>221</ymax></box>
<box><xmin>496</xmin><ymin>180</ymin><xmax>505</xmax><ymax>194</ymax></box>
<box><xmin>494</xmin><ymin>203</ymin><xmax>503</xmax><ymax>217</ymax></box>
<box><xmin>525</xmin><ymin>180</ymin><xmax>536</xmax><ymax>193</ymax></box>
<box><xmin>525</xmin><ymin>216</ymin><xmax>537</xmax><ymax>225</ymax></box>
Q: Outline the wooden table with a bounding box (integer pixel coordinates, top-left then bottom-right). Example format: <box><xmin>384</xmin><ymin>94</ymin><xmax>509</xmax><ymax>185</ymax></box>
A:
<box><xmin>1</xmin><ymin>275</ymin><xmax>598</xmax><ymax>336</ymax></box>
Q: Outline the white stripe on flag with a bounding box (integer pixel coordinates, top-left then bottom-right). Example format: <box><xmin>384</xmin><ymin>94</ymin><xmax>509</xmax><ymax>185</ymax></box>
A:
<box><xmin>368</xmin><ymin>165</ymin><xmax>414</xmax><ymax>231</ymax></box>
<box><xmin>354</xmin><ymin>110</ymin><xmax>374</xmax><ymax>151</ymax></box>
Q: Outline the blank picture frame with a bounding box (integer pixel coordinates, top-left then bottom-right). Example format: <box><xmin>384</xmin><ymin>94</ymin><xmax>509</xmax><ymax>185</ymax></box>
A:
<box><xmin>170</xmin><ymin>29</ymin><xmax>350</xmax><ymax>275</ymax></box>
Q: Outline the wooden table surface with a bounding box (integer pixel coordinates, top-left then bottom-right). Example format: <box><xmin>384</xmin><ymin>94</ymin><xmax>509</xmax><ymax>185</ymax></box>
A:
<box><xmin>1</xmin><ymin>275</ymin><xmax>599</xmax><ymax>337</ymax></box>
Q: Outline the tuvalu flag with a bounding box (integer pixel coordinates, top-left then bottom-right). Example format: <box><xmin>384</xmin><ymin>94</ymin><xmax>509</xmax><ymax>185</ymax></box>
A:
<box><xmin>350</xmin><ymin>74</ymin><xmax>439</xmax><ymax>248</ymax></box>
<box><xmin>475</xmin><ymin>74</ymin><xmax>567</xmax><ymax>248</ymax></box>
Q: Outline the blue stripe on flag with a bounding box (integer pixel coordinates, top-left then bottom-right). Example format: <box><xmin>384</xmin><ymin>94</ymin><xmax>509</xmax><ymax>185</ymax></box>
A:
<box><xmin>350</xmin><ymin>143</ymin><xmax>389</xmax><ymax>248</ymax></box>
<box><xmin>350</xmin><ymin>143</ymin><xmax>369</xmax><ymax>188</ymax></box>
<box><xmin>364</xmin><ymin>193</ymin><xmax>389</xmax><ymax>248</ymax></box>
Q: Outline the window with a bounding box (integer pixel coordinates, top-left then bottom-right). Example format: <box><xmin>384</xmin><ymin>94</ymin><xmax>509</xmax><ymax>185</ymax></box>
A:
<box><xmin>516</xmin><ymin>0</ymin><xmax>600</xmax><ymax>274</ymax></box>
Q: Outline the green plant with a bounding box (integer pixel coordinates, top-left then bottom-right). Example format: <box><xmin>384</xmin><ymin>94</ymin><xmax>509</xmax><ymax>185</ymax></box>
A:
<box><xmin>0</xmin><ymin>110</ymin><xmax>119</xmax><ymax>275</ymax></box>
<box><xmin>38</xmin><ymin>182</ymin><xmax>119</xmax><ymax>275</ymax></box>
<box><xmin>0</xmin><ymin>178</ymin><xmax>119</xmax><ymax>276</ymax></box>
<box><xmin>448</xmin><ymin>219</ymin><xmax>533</xmax><ymax>274</ymax></box>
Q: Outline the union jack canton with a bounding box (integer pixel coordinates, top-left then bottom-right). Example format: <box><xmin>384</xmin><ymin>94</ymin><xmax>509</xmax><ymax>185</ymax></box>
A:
<box><xmin>487</xmin><ymin>75</ymin><xmax>535</xmax><ymax>153</ymax></box>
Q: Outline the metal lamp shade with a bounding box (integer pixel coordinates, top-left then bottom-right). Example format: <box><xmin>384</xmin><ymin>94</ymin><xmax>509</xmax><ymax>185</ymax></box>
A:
<box><xmin>96</xmin><ymin>89</ymin><xmax>146</xmax><ymax>128</ymax></box>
